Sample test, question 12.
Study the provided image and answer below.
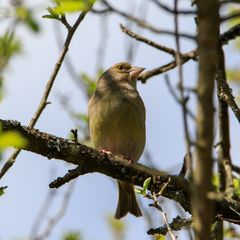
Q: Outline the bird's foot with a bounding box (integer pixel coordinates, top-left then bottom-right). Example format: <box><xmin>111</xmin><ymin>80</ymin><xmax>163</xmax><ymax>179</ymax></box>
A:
<box><xmin>127</xmin><ymin>159</ymin><xmax>134</xmax><ymax>164</ymax></box>
<box><xmin>125</xmin><ymin>157</ymin><xmax>134</xmax><ymax>164</ymax></box>
<box><xmin>98</xmin><ymin>148</ymin><xmax>112</xmax><ymax>155</ymax></box>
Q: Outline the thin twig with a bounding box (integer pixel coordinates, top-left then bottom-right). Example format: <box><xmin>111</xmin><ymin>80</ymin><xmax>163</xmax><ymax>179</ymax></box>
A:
<box><xmin>151</xmin><ymin>0</ymin><xmax>196</xmax><ymax>15</ymax></box>
<box><xmin>139</xmin><ymin>50</ymin><xmax>197</xmax><ymax>83</ymax></box>
<box><xmin>139</xmin><ymin>23</ymin><xmax>240</xmax><ymax>83</ymax></box>
<box><xmin>220</xmin><ymin>23</ymin><xmax>240</xmax><ymax>45</ymax></box>
<box><xmin>95</xmin><ymin>14</ymin><xmax>109</xmax><ymax>70</ymax></box>
<box><xmin>0</xmin><ymin>11</ymin><xmax>89</xmax><ymax>179</ymax></box>
<box><xmin>179</xmin><ymin>153</ymin><xmax>192</xmax><ymax>177</ymax></box>
<box><xmin>124</xmin><ymin>0</ymin><xmax>151</xmax><ymax>62</ymax></box>
<box><xmin>34</xmin><ymin>182</ymin><xmax>75</xmax><ymax>240</ymax></box>
<box><xmin>232</xmin><ymin>164</ymin><xmax>240</xmax><ymax>174</ymax></box>
<box><xmin>93</xmin><ymin>0</ymin><xmax>196</xmax><ymax>40</ymax></box>
<box><xmin>174</xmin><ymin>0</ymin><xmax>192</xmax><ymax>175</ymax></box>
<box><xmin>219</xmin><ymin>0</ymin><xmax>240</xmax><ymax>4</ymax></box>
<box><xmin>53</xmin><ymin>22</ymin><xmax>87</xmax><ymax>92</ymax></box>
<box><xmin>30</xmin><ymin>167</ymin><xmax>58</xmax><ymax>237</ymax></box>
<box><xmin>220</xmin><ymin>12</ymin><xmax>240</xmax><ymax>23</ymax></box>
<box><xmin>120</xmin><ymin>24</ymin><xmax>178</xmax><ymax>57</ymax></box>
<box><xmin>216</xmin><ymin>48</ymin><xmax>234</xmax><ymax>198</ymax></box>
<box><xmin>147</xmin><ymin>215</ymin><xmax>193</xmax><ymax>235</ymax></box>
<box><xmin>164</xmin><ymin>75</ymin><xmax>195</xmax><ymax>120</ymax></box>
<box><xmin>148</xmin><ymin>193</ymin><xmax>177</xmax><ymax>240</ymax></box>
<box><xmin>217</xmin><ymin>71</ymin><xmax>240</xmax><ymax>123</ymax></box>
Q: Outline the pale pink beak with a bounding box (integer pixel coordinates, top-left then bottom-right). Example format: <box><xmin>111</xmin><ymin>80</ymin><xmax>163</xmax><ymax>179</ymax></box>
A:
<box><xmin>129</xmin><ymin>66</ymin><xmax>145</xmax><ymax>80</ymax></box>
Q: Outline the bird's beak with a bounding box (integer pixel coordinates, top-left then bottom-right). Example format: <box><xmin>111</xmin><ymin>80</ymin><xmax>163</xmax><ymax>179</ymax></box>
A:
<box><xmin>129</xmin><ymin>66</ymin><xmax>145</xmax><ymax>80</ymax></box>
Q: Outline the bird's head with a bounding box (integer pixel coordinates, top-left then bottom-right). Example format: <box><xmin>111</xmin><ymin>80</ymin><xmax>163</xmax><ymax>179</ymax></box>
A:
<box><xmin>107</xmin><ymin>62</ymin><xmax>145</xmax><ymax>83</ymax></box>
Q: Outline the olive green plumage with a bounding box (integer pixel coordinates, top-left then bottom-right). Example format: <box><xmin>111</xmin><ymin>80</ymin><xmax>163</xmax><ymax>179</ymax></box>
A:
<box><xmin>88</xmin><ymin>62</ymin><xmax>146</xmax><ymax>219</ymax></box>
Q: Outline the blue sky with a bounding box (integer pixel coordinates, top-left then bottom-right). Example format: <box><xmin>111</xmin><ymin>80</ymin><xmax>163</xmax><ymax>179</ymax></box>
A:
<box><xmin>0</xmin><ymin>0</ymin><xmax>240</xmax><ymax>239</ymax></box>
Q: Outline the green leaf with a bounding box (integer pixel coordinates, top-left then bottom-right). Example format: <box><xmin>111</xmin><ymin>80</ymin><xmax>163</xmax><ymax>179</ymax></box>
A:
<box><xmin>54</xmin><ymin>0</ymin><xmax>96</xmax><ymax>14</ymax></box>
<box><xmin>0</xmin><ymin>131</ymin><xmax>27</xmax><ymax>149</ymax></box>
<box><xmin>135</xmin><ymin>187</ymin><xmax>143</xmax><ymax>194</ymax></box>
<box><xmin>135</xmin><ymin>177</ymin><xmax>151</xmax><ymax>196</ymax></box>
<box><xmin>233</xmin><ymin>178</ymin><xmax>240</xmax><ymax>196</ymax></box>
<box><xmin>227</xmin><ymin>68</ymin><xmax>240</xmax><ymax>84</ymax></box>
<box><xmin>42</xmin><ymin>14</ymin><xmax>58</xmax><ymax>19</ymax></box>
<box><xmin>43</xmin><ymin>7</ymin><xmax>60</xmax><ymax>20</ymax></box>
<box><xmin>62</xmin><ymin>231</ymin><xmax>82</xmax><ymax>240</ymax></box>
<box><xmin>227</xmin><ymin>6</ymin><xmax>240</xmax><ymax>27</ymax></box>
<box><xmin>81</xmin><ymin>73</ymin><xmax>97</xmax><ymax>96</ymax></box>
<box><xmin>0</xmin><ymin>186</ymin><xmax>7</xmax><ymax>196</ymax></box>
<box><xmin>142</xmin><ymin>177</ymin><xmax>151</xmax><ymax>195</ymax></box>
<box><xmin>0</xmin><ymin>31</ymin><xmax>21</xmax><ymax>70</ymax></box>
<box><xmin>106</xmin><ymin>214</ymin><xmax>125</xmax><ymax>237</ymax></box>
<box><xmin>15</xmin><ymin>6</ymin><xmax>40</xmax><ymax>32</ymax></box>
<box><xmin>153</xmin><ymin>234</ymin><xmax>166</xmax><ymax>240</ymax></box>
<box><xmin>212</xmin><ymin>174</ymin><xmax>219</xmax><ymax>189</ymax></box>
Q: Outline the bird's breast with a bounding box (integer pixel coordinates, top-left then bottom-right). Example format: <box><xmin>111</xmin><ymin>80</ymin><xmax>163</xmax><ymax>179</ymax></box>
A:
<box><xmin>88</xmin><ymin>90</ymin><xmax>146</xmax><ymax>161</ymax></box>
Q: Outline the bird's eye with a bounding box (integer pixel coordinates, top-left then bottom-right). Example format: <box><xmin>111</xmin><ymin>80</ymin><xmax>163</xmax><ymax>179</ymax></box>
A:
<box><xmin>118</xmin><ymin>65</ymin><xmax>123</xmax><ymax>70</ymax></box>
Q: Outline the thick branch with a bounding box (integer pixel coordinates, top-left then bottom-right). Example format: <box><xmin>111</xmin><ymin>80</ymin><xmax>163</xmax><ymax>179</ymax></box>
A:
<box><xmin>2</xmin><ymin>119</ymin><xmax>240</xmax><ymax>223</ymax></box>
<box><xmin>1</xmin><ymin>119</ymin><xmax>190</xmax><ymax>212</ymax></box>
<box><xmin>193</xmin><ymin>0</ymin><xmax>219</xmax><ymax>239</ymax></box>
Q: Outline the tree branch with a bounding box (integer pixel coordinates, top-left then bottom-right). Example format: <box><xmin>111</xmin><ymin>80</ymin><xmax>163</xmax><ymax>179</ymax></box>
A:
<box><xmin>147</xmin><ymin>215</ymin><xmax>192</xmax><ymax>236</ymax></box>
<box><xmin>216</xmin><ymin>47</ymin><xmax>234</xmax><ymax>197</ymax></box>
<box><xmin>151</xmin><ymin>0</ymin><xmax>196</xmax><ymax>15</ymax></box>
<box><xmin>139</xmin><ymin>23</ymin><xmax>240</xmax><ymax>83</ymax></box>
<box><xmin>120</xmin><ymin>24</ymin><xmax>178</xmax><ymax>57</ymax></box>
<box><xmin>93</xmin><ymin>0</ymin><xmax>196</xmax><ymax>40</ymax></box>
<box><xmin>0</xmin><ymin>11</ymin><xmax>89</xmax><ymax>179</ymax></box>
<box><xmin>193</xmin><ymin>0</ymin><xmax>219</xmax><ymax>239</ymax></box>
<box><xmin>1</xmin><ymin>119</ymin><xmax>240</xmax><ymax>223</ymax></box>
<box><xmin>1</xmin><ymin>119</ymin><xmax>190</xmax><ymax>212</ymax></box>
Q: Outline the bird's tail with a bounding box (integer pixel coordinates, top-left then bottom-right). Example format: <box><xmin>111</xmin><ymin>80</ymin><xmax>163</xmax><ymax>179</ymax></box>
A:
<box><xmin>114</xmin><ymin>180</ymin><xmax>142</xmax><ymax>219</ymax></box>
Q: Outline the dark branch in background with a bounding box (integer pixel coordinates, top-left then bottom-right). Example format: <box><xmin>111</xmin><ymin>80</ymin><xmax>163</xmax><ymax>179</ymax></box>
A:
<box><xmin>0</xmin><ymin>11</ymin><xmax>90</xmax><ymax>180</ymax></box>
<box><xmin>30</xmin><ymin>168</ymin><xmax>58</xmax><ymax>238</ymax></box>
<box><xmin>220</xmin><ymin>24</ymin><xmax>240</xmax><ymax>45</ymax></box>
<box><xmin>138</xmin><ymin>23</ymin><xmax>240</xmax><ymax>83</ymax></box>
<box><xmin>120</xmin><ymin>24</ymin><xmax>177</xmax><ymax>57</ymax></box>
<box><xmin>92</xmin><ymin>0</ymin><xmax>196</xmax><ymax>40</ymax></box>
<box><xmin>151</xmin><ymin>0</ymin><xmax>196</xmax><ymax>15</ymax></box>
<box><xmin>1</xmin><ymin>119</ymin><xmax>240</xmax><ymax>223</ymax></box>
<box><xmin>95</xmin><ymin>14</ymin><xmax>109</xmax><ymax>71</ymax></box>
<box><xmin>174</xmin><ymin>0</ymin><xmax>192</xmax><ymax>177</ymax></box>
<box><xmin>232</xmin><ymin>164</ymin><xmax>240</xmax><ymax>174</ymax></box>
<box><xmin>138</xmin><ymin>49</ymin><xmax>197</xmax><ymax>83</ymax></box>
<box><xmin>216</xmin><ymin>47</ymin><xmax>234</xmax><ymax>197</ymax></box>
<box><xmin>220</xmin><ymin>12</ymin><xmax>240</xmax><ymax>23</ymax></box>
<box><xmin>217</xmin><ymin>71</ymin><xmax>240</xmax><ymax>124</ymax></box>
<box><xmin>220</xmin><ymin>0</ymin><xmax>240</xmax><ymax>4</ymax></box>
<box><xmin>124</xmin><ymin>0</ymin><xmax>150</xmax><ymax>62</ymax></box>
<box><xmin>53</xmin><ymin>22</ymin><xmax>87</xmax><ymax>93</ymax></box>
<box><xmin>164</xmin><ymin>75</ymin><xmax>196</xmax><ymax>121</ymax></box>
<box><xmin>147</xmin><ymin>215</ymin><xmax>192</xmax><ymax>236</ymax></box>
<box><xmin>147</xmin><ymin>191</ymin><xmax>177</xmax><ymax>240</ymax></box>
<box><xmin>34</xmin><ymin>182</ymin><xmax>75</xmax><ymax>240</ymax></box>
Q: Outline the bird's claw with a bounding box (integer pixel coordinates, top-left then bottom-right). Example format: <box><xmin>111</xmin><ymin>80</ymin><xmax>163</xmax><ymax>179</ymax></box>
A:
<box><xmin>99</xmin><ymin>148</ymin><xmax>112</xmax><ymax>155</ymax></box>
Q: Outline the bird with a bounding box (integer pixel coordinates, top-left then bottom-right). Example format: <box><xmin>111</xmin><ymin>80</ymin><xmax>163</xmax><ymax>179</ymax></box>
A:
<box><xmin>88</xmin><ymin>62</ymin><xmax>146</xmax><ymax>219</ymax></box>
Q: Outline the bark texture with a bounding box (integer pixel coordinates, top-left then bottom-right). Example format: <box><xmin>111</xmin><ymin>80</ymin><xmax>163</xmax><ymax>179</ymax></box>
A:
<box><xmin>193</xmin><ymin>0</ymin><xmax>220</xmax><ymax>239</ymax></box>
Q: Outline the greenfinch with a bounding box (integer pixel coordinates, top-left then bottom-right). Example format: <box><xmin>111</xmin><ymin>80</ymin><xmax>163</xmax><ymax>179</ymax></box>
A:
<box><xmin>88</xmin><ymin>62</ymin><xmax>146</xmax><ymax>219</ymax></box>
